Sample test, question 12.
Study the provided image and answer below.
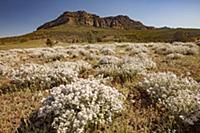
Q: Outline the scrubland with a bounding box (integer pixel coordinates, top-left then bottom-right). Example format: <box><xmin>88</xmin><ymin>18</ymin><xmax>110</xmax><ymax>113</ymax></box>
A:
<box><xmin>0</xmin><ymin>42</ymin><xmax>200</xmax><ymax>133</ymax></box>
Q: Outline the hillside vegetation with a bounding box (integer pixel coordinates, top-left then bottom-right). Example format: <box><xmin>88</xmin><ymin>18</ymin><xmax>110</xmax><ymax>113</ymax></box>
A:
<box><xmin>1</xmin><ymin>24</ymin><xmax>200</xmax><ymax>48</ymax></box>
<box><xmin>1</xmin><ymin>10</ymin><xmax>200</xmax><ymax>49</ymax></box>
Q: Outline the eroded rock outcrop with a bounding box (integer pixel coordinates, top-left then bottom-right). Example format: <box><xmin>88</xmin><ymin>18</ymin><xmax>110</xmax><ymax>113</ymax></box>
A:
<box><xmin>37</xmin><ymin>11</ymin><xmax>150</xmax><ymax>30</ymax></box>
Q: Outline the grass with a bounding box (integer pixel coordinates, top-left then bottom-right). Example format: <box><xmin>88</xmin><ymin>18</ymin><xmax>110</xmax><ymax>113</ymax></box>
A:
<box><xmin>1</xmin><ymin>25</ymin><xmax>200</xmax><ymax>47</ymax></box>
<box><xmin>0</xmin><ymin>39</ymin><xmax>45</xmax><ymax>50</ymax></box>
<box><xmin>154</xmin><ymin>48</ymin><xmax>200</xmax><ymax>81</ymax></box>
<box><xmin>0</xmin><ymin>89</ymin><xmax>48</xmax><ymax>133</ymax></box>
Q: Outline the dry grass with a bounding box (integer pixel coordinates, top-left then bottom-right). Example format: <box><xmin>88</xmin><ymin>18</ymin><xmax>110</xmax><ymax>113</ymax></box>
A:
<box><xmin>0</xmin><ymin>90</ymin><xmax>48</xmax><ymax>133</ymax></box>
<box><xmin>0</xmin><ymin>40</ymin><xmax>46</xmax><ymax>50</ymax></box>
<box><xmin>88</xmin><ymin>79</ymin><xmax>178</xmax><ymax>133</ymax></box>
<box><xmin>0</xmin><ymin>43</ymin><xmax>200</xmax><ymax>132</ymax></box>
<box><xmin>154</xmin><ymin>48</ymin><xmax>200</xmax><ymax>81</ymax></box>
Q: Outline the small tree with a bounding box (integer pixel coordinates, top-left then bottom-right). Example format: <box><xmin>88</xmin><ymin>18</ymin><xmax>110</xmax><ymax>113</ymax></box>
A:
<box><xmin>87</xmin><ymin>31</ymin><xmax>96</xmax><ymax>43</ymax></box>
<box><xmin>46</xmin><ymin>38</ymin><xmax>54</xmax><ymax>47</ymax></box>
<box><xmin>173</xmin><ymin>31</ymin><xmax>187</xmax><ymax>42</ymax></box>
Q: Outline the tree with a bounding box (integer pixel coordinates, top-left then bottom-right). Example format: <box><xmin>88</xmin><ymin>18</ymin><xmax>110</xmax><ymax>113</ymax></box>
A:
<box><xmin>173</xmin><ymin>31</ymin><xmax>187</xmax><ymax>42</ymax></box>
<box><xmin>87</xmin><ymin>31</ymin><xmax>96</xmax><ymax>43</ymax></box>
<box><xmin>46</xmin><ymin>38</ymin><xmax>54</xmax><ymax>47</ymax></box>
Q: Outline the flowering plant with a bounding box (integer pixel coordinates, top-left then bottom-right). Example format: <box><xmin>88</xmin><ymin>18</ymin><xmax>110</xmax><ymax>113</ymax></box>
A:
<box><xmin>38</xmin><ymin>78</ymin><xmax>125</xmax><ymax>133</ymax></box>
<box><xmin>139</xmin><ymin>72</ymin><xmax>200</xmax><ymax>125</ymax></box>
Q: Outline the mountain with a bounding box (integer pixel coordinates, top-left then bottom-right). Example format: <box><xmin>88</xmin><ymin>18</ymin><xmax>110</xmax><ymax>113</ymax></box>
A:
<box><xmin>0</xmin><ymin>11</ymin><xmax>200</xmax><ymax>48</ymax></box>
<box><xmin>37</xmin><ymin>11</ymin><xmax>151</xmax><ymax>30</ymax></box>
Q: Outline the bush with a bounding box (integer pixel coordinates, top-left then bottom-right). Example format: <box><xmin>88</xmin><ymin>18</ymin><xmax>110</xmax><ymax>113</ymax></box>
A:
<box><xmin>5</xmin><ymin>61</ymin><xmax>91</xmax><ymax>90</ymax></box>
<box><xmin>166</xmin><ymin>53</ymin><xmax>184</xmax><ymax>60</ymax></box>
<box><xmin>36</xmin><ymin>78</ymin><xmax>125</xmax><ymax>132</ymax></box>
<box><xmin>46</xmin><ymin>38</ymin><xmax>55</xmax><ymax>47</ymax></box>
<box><xmin>153</xmin><ymin>42</ymin><xmax>198</xmax><ymax>56</ymax></box>
<box><xmin>100</xmin><ymin>47</ymin><xmax>116</xmax><ymax>55</ymax></box>
<box><xmin>139</xmin><ymin>72</ymin><xmax>200</xmax><ymax>125</ymax></box>
<box><xmin>87</xmin><ymin>32</ymin><xmax>96</xmax><ymax>43</ymax></box>
<box><xmin>173</xmin><ymin>31</ymin><xmax>187</xmax><ymax>42</ymax></box>
<box><xmin>96</xmin><ymin>54</ymin><xmax>156</xmax><ymax>82</ymax></box>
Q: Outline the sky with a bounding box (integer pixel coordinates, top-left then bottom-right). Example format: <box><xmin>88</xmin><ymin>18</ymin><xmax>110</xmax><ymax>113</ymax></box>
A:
<box><xmin>0</xmin><ymin>0</ymin><xmax>200</xmax><ymax>37</ymax></box>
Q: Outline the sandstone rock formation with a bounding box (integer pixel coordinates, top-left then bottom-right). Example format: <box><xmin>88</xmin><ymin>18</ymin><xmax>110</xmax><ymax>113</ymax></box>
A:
<box><xmin>37</xmin><ymin>11</ymin><xmax>151</xmax><ymax>30</ymax></box>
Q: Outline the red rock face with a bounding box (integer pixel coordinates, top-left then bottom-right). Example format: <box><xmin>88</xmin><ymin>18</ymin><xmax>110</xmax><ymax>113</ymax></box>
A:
<box><xmin>37</xmin><ymin>11</ymin><xmax>150</xmax><ymax>30</ymax></box>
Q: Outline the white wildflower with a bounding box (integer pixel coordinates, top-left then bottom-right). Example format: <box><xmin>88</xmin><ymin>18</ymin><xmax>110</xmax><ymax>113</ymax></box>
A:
<box><xmin>139</xmin><ymin>72</ymin><xmax>200</xmax><ymax>125</ymax></box>
<box><xmin>38</xmin><ymin>78</ymin><xmax>125</xmax><ymax>133</ymax></box>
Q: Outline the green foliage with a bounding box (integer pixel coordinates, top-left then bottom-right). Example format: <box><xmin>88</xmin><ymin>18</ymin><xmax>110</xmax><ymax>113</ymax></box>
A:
<box><xmin>87</xmin><ymin>31</ymin><xmax>96</xmax><ymax>43</ymax></box>
<box><xmin>173</xmin><ymin>31</ymin><xmax>187</xmax><ymax>42</ymax></box>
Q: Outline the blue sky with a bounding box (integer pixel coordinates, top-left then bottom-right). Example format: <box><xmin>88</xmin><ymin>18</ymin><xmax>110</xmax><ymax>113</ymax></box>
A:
<box><xmin>0</xmin><ymin>0</ymin><xmax>199</xmax><ymax>37</ymax></box>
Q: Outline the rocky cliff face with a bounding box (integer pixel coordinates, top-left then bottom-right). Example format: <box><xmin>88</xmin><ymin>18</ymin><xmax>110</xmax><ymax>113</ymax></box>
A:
<box><xmin>37</xmin><ymin>11</ymin><xmax>150</xmax><ymax>30</ymax></box>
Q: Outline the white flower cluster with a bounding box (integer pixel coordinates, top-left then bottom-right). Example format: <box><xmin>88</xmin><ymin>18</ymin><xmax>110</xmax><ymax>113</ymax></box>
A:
<box><xmin>152</xmin><ymin>42</ymin><xmax>198</xmax><ymax>56</ymax></box>
<box><xmin>0</xmin><ymin>63</ymin><xmax>8</xmax><ymax>76</ymax></box>
<box><xmin>0</xmin><ymin>44</ymin><xmax>117</xmax><ymax>64</ymax></box>
<box><xmin>139</xmin><ymin>72</ymin><xmax>200</xmax><ymax>125</ymax></box>
<box><xmin>166</xmin><ymin>53</ymin><xmax>184</xmax><ymax>60</ymax></box>
<box><xmin>125</xmin><ymin>43</ymin><xmax>149</xmax><ymax>55</ymax></box>
<box><xmin>5</xmin><ymin>60</ymin><xmax>91</xmax><ymax>89</ymax></box>
<box><xmin>0</xmin><ymin>46</ymin><xmax>87</xmax><ymax>64</ymax></box>
<box><xmin>122</xmin><ymin>54</ymin><xmax>156</xmax><ymax>72</ymax></box>
<box><xmin>97</xmin><ymin>54</ymin><xmax>156</xmax><ymax>78</ymax></box>
<box><xmin>100</xmin><ymin>47</ymin><xmax>116</xmax><ymax>55</ymax></box>
<box><xmin>26</xmin><ymin>47</ymin><xmax>91</xmax><ymax>61</ymax></box>
<box><xmin>84</xmin><ymin>44</ymin><xmax>103</xmax><ymax>50</ymax></box>
<box><xmin>38</xmin><ymin>78</ymin><xmax>125</xmax><ymax>133</ymax></box>
<box><xmin>98</xmin><ymin>55</ymin><xmax>121</xmax><ymax>65</ymax></box>
<box><xmin>0</xmin><ymin>50</ymin><xmax>20</xmax><ymax>66</ymax></box>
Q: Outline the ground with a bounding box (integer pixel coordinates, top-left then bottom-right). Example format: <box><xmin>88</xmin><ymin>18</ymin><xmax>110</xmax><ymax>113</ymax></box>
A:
<box><xmin>0</xmin><ymin>42</ymin><xmax>200</xmax><ymax>133</ymax></box>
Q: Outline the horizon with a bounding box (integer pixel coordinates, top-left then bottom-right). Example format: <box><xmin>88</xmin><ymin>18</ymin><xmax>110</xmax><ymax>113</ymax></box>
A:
<box><xmin>0</xmin><ymin>0</ymin><xmax>200</xmax><ymax>37</ymax></box>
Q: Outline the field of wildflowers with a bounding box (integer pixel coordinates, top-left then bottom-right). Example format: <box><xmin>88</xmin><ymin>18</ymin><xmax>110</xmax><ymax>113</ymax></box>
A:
<box><xmin>0</xmin><ymin>42</ymin><xmax>200</xmax><ymax>133</ymax></box>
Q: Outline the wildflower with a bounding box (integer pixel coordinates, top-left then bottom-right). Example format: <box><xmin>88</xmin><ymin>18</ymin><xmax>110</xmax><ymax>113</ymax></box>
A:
<box><xmin>139</xmin><ymin>72</ymin><xmax>200</xmax><ymax>125</ymax></box>
<box><xmin>37</xmin><ymin>78</ymin><xmax>125</xmax><ymax>132</ymax></box>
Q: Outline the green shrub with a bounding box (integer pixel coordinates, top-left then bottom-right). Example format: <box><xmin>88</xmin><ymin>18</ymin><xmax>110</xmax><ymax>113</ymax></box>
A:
<box><xmin>46</xmin><ymin>38</ymin><xmax>55</xmax><ymax>47</ymax></box>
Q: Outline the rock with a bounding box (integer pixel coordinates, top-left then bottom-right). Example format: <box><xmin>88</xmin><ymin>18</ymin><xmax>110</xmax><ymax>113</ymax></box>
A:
<box><xmin>37</xmin><ymin>11</ymin><xmax>150</xmax><ymax>30</ymax></box>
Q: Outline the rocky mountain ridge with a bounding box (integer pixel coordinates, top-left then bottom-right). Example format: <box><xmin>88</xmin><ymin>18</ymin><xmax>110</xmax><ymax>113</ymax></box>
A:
<box><xmin>37</xmin><ymin>11</ymin><xmax>152</xmax><ymax>30</ymax></box>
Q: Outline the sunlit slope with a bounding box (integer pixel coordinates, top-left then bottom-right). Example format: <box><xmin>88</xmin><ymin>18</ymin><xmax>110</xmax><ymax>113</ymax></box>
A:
<box><xmin>1</xmin><ymin>24</ymin><xmax>200</xmax><ymax>48</ymax></box>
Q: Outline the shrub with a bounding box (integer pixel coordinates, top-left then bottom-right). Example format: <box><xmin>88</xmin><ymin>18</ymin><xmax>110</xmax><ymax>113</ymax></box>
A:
<box><xmin>96</xmin><ymin>54</ymin><xmax>156</xmax><ymax>82</ymax></box>
<box><xmin>125</xmin><ymin>43</ymin><xmax>149</xmax><ymax>56</ymax></box>
<box><xmin>98</xmin><ymin>56</ymin><xmax>121</xmax><ymax>65</ymax></box>
<box><xmin>5</xmin><ymin>61</ymin><xmax>91</xmax><ymax>90</ymax></box>
<box><xmin>46</xmin><ymin>38</ymin><xmax>55</xmax><ymax>47</ymax></box>
<box><xmin>87</xmin><ymin>32</ymin><xmax>96</xmax><ymax>44</ymax></box>
<box><xmin>173</xmin><ymin>31</ymin><xmax>187</xmax><ymax>42</ymax></box>
<box><xmin>166</xmin><ymin>53</ymin><xmax>184</xmax><ymax>60</ymax></box>
<box><xmin>153</xmin><ymin>43</ymin><xmax>199</xmax><ymax>56</ymax></box>
<box><xmin>37</xmin><ymin>78</ymin><xmax>125</xmax><ymax>133</ymax></box>
<box><xmin>139</xmin><ymin>72</ymin><xmax>200</xmax><ymax>125</ymax></box>
<box><xmin>100</xmin><ymin>47</ymin><xmax>116</xmax><ymax>55</ymax></box>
